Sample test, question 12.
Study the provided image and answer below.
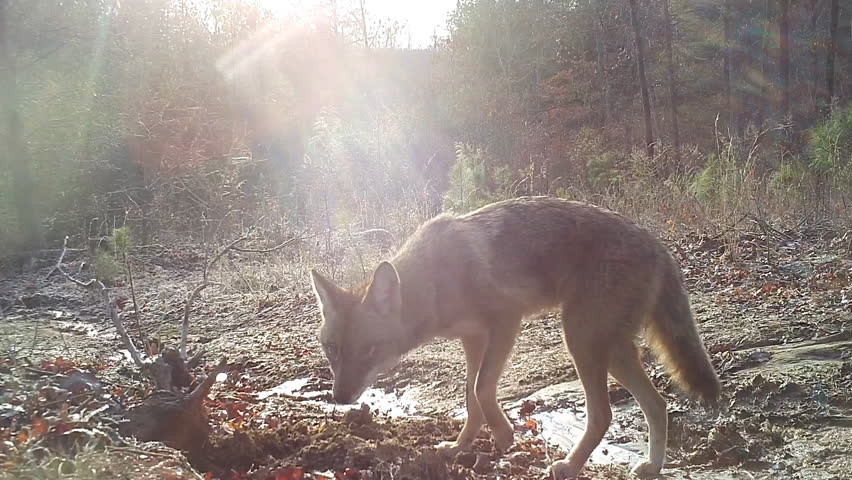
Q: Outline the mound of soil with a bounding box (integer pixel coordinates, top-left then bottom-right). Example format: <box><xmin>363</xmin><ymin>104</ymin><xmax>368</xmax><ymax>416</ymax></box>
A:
<box><xmin>199</xmin><ymin>402</ymin><xmax>565</xmax><ymax>480</ymax></box>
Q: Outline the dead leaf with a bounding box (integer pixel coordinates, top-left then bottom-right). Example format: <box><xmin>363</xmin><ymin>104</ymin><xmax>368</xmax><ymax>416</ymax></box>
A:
<box><xmin>519</xmin><ymin>399</ymin><xmax>537</xmax><ymax>417</ymax></box>
<box><xmin>31</xmin><ymin>417</ymin><xmax>48</xmax><ymax>436</ymax></box>
<box><xmin>273</xmin><ymin>466</ymin><xmax>305</xmax><ymax>480</ymax></box>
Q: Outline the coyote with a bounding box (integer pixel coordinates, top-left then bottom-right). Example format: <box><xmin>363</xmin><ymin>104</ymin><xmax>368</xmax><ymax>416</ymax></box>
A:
<box><xmin>309</xmin><ymin>197</ymin><xmax>720</xmax><ymax>479</ymax></box>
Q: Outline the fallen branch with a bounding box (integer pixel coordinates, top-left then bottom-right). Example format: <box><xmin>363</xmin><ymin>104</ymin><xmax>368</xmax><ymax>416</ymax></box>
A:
<box><xmin>44</xmin><ymin>243</ymin><xmax>73</xmax><ymax>280</ymax></box>
<box><xmin>186</xmin><ymin>356</ymin><xmax>228</xmax><ymax>404</ymax></box>
<box><xmin>123</xmin><ymin>248</ymin><xmax>148</xmax><ymax>355</ymax></box>
<box><xmin>54</xmin><ymin>236</ymin><xmax>144</xmax><ymax>367</ymax></box>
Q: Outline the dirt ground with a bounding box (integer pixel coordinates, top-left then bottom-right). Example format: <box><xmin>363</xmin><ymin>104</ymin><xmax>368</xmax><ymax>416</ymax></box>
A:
<box><xmin>1</xmin><ymin>227</ymin><xmax>851</xmax><ymax>479</ymax></box>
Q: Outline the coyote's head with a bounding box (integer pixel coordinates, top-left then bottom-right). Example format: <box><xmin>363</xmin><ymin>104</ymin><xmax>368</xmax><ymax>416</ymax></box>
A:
<box><xmin>309</xmin><ymin>261</ymin><xmax>405</xmax><ymax>404</ymax></box>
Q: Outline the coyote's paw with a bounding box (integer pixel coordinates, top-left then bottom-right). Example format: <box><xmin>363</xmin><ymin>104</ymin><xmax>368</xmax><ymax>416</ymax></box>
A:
<box><xmin>435</xmin><ymin>441</ymin><xmax>463</xmax><ymax>458</ymax></box>
<box><xmin>631</xmin><ymin>460</ymin><xmax>662</xmax><ymax>478</ymax></box>
<box><xmin>492</xmin><ymin>423</ymin><xmax>515</xmax><ymax>452</ymax></box>
<box><xmin>548</xmin><ymin>459</ymin><xmax>581</xmax><ymax>480</ymax></box>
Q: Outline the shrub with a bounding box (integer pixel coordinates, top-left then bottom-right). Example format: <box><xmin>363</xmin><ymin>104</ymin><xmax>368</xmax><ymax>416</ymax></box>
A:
<box><xmin>809</xmin><ymin>107</ymin><xmax>852</xmax><ymax>191</ymax></box>
<box><xmin>443</xmin><ymin>143</ymin><xmax>512</xmax><ymax>213</ymax></box>
<box><xmin>690</xmin><ymin>134</ymin><xmax>757</xmax><ymax>214</ymax></box>
<box><xmin>113</xmin><ymin>226</ymin><xmax>132</xmax><ymax>256</ymax></box>
<box><xmin>94</xmin><ymin>250</ymin><xmax>121</xmax><ymax>286</ymax></box>
<box><xmin>586</xmin><ymin>152</ymin><xmax>621</xmax><ymax>190</ymax></box>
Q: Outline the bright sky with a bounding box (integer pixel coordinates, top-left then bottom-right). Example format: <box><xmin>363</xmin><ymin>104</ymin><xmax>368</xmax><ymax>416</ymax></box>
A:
<box><xmin>259</xmin><ymin>0</ymin><xmax>457</xmax><ymax>48</ymax></box>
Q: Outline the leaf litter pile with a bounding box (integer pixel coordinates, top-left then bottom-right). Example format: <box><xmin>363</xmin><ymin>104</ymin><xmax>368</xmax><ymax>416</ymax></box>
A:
<box><xmin>1</xmin><ymin>224</ymin><xmax>851</xmax><ymax>480</ymax></box>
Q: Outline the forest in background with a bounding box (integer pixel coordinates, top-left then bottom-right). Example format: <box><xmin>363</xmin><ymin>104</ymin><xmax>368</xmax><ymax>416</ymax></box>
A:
<box><xmin>1</xmin><ymin>0</ymin><xmax>851</xmax><ymax>269</ymax></box>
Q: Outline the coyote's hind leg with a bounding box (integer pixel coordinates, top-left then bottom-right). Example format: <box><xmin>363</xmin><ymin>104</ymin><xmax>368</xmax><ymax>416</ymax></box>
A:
<box><xmin>608</xmin><ymin>340</ymin><xmax>667</xmax><ymax>477</ymax></box>
<box><xmin>550</xmin><ymin>316</ymin><xmax>612</xmax><ymax>480</ymax></box>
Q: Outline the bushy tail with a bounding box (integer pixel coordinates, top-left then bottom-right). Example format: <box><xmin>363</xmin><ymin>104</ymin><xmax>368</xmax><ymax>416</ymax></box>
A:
<box><xmin>646</xmin><ymin>261</ymin><xmax>720</xmax><ymax>405</ymax></box>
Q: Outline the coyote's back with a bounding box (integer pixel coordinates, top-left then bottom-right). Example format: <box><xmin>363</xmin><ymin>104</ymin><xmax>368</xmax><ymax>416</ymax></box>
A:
<box><xmin>449</xmin><ymin>197</ymin><xmax>720</xmax><ymax>400</ymax></box>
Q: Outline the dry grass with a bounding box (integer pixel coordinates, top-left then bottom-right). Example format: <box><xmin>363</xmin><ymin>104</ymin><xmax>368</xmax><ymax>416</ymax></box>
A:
<box><xmin>1</xmin><ymin>439</ymin><xmax>202</xmax><ymax>480</ymax></box>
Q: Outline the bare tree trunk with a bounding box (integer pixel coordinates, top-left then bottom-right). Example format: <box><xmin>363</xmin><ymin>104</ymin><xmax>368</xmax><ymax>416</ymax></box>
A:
<box><xmin>358</xmin><ymin>0</ymin><xmax>369</xmax><ymax>50</ymax></box>
<box><xmin>826</xmin><ymin>0</ymin><xmax>839</xmax><ymax>113</ymax></box>
<box><xmin>662</xmin><ymin>0</ymin><xmax>681</xmax><ymax>161</ymax></box>
<box><xmin>628</xmin><ymin>0</ymin><xmax>654</xmax><ymax>159</ymax></box>
<box><xmin>779</xmin><ymin>0</ymin><xmax>791</xmax><ymax>117</ymax></box>
<box><xmin>809</xmin><ymin>0</ymin><xmax>823</xmax><ymax>116</ymax></box>
<box><xmin>723</xmin><ymin>0</ymin><xmax>738</xmax><ymax>133</ymax></box>
<box><xmin>757</xmin><ymin>0</ymin><xmax>771</xmax><ymax>126</ymax></box>
<box><xmin>593</xmin><ymin>4</ymin><xmax>612</xmax><ymax>131</ymax></box>
<box><xmin>0</xmin><ymin>0</ymin><xmax>41</xmax><ymax>255</ymax></box>
<box><xmin>842</xmin><ymin>3</ymin><xmax>852</xmax><ymax>99</ymax></box>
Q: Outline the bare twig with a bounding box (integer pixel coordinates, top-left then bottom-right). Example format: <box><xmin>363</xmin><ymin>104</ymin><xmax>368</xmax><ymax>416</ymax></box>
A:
<box><xmin>180</xmin><ymin>226</ymin><xmax>256</xmax><ymax>360</ymax></box>
<box><xmin>186</xmin><ymin>349</ymin><xmax>206</xmax><ymax>370</ymax></box>
<box><xmin>709</xmin><ymin>213</ymin><xmax>749</xmax><ymax>241</ymax></box>
<box><xmin>185</xmin><ymin>356</ymin><xmax>228</xmax><ymax>405</ymax></box>
<box><xmin>229</xmin><ymin>230</ymin><xmax>312</xmax><ymax>253</ymax></box>
<box><xmin>348</xmin><ymin>229</ymin><xmax>367</xmax><ymax>278</ymax></box>
<box><xmin>54</xmin><ymin>236</ymin><xmax>144</xmax><ymax>367</ymax></box>
<box><xmin>54</xmin><ymin>238</ymin><xmax>98</xmax><ymax>289</ymax></box>
<box><xmin>122</xmin><ymin>251</ymin><xmax>148</xmax><ymax>354</ymax></box>
<box><xmin>29</xmin><ymin>316</ymin><xmax>42</xmax><ymax>357</ymax></box>
<box><xmin>105</xmin><ymin>291</ymin><xmax>144</xmax><ymax>366</ymax></box>
<box><xmin>45</xmin><ymin>242</ymin><xmax>71</xmax><ymax>279</ymax></box>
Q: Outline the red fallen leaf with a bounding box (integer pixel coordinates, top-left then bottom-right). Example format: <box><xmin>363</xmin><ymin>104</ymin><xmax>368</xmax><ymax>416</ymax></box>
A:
<box><xmin>334</xmin><ymin>469</ymin><xmax>359</xmax><ymax>480</ymax></box>
<box><xmin>31</xmin><ymin>417</ymin><xmax>48</xmax><ymax>436</ymax></box>
<box><xmin>204</xmin><ymin>473</ymin><xmax>214</xmax><ymax>480</ymax></box>
<box><xmin>16</xmin><ymin>431</ymin><xmax>28</xmax><ymax>443</ymax></box>
<box><xmin>40</xmin><ymin>357</ymin><xmax>76</xmax><ymax>374</ymax></box>
<box><xmin>273</xmin><ymin>467</ymin><xmax>304</xmax><ymax>480</ymax></box>
<box><xmin>525</xmin><ymin>419</ymin><xmax>539</xmax><ymax>433</ymax></box>
<box><xmin>519</xmin><ymin>399</ymin><xmax>537</xmax><ymax>417</ymax></box>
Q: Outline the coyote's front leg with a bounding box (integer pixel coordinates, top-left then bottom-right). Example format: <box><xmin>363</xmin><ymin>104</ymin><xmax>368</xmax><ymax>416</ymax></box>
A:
<box><xmin>474</xmin><ymin>319</ymin><xmax>522</xmax><ymax>452</ymax></box>
<box><xmin>436</xmin><ymin>333</ymin><xmax>487</xmax><ymax>456</ymax></box>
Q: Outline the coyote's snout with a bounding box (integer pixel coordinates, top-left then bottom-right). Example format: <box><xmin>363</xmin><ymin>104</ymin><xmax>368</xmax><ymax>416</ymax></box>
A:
<box><xmin>309</xmin><ymin>197</ymin><xmax>720</xmax><ymax>479</ymax></box>
<box><xmin>311</xmin><ymin>261</ymin><xmax>406</xmax><ymax>404</ymax></box>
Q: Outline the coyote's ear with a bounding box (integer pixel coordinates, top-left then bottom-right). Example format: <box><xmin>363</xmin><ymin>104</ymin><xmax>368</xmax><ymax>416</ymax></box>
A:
<box><xmin>364</xmin><ymin>261</ymin><xmax>401</xmax><ymax>317</ymax></box>
<box><xmin>310</xmin><ymin>269</ymin><xmax>341</xmax><ymax>318</ymax></box>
